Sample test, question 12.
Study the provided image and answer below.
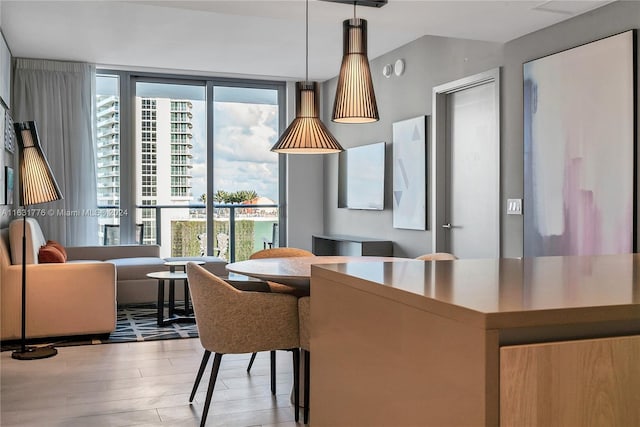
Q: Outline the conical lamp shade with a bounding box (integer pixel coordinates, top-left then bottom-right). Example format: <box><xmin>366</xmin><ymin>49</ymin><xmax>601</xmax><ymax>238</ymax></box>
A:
<box><xmin>14</xmin><ymin>121</ymin><xmax>63</xmax><ymax>206</ymax></box>
<box><xmin>332</xmin><ymin>18</ymin><xmax>379</xmax><ymax>123</ymax></box>
<box><xmin>271</xmin><ymin>82</ymin><xmax>344</xmax><ymax>154</ymax></box>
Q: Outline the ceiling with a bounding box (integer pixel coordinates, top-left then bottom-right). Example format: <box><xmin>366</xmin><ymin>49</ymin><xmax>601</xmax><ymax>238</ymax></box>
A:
<box><xmin>0</xmin><ymin>0</ymin><xmax>613</xmax><ymax>81</ymax></box>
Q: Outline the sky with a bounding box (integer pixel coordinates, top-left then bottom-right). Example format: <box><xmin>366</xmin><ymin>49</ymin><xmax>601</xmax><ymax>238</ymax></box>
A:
<box><xmin>191</xmin><ymin>98</ymin><xmax>279</xmax><ymax>203</ymax></box>
<box><xmin>97</xmin><ymin>76</ymin><xmax>280</xmax><ymax>204</ymax></box>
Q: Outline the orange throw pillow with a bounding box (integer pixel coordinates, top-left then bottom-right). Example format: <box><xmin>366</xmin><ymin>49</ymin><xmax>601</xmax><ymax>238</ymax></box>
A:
<box><xmin>38</xmin><ymin>245</ymin><xmax>65</xmax><ymax>263</ymax></box>
<box><xmin>46</xmin><ymin>240</ymin><xmax>67</xmax><ymax>261</ymax></box>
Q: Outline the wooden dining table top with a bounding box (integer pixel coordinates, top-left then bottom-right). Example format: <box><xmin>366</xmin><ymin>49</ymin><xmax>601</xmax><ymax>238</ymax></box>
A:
<box><xmin>225</xmin><ymin>256</ymin><xmax>404</xmax><ymax>289</ymax></box>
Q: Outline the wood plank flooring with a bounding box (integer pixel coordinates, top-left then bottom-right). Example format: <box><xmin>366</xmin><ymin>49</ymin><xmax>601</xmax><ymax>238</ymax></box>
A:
<box><xmin>1</xmin><ymin>338</ymin><xmax>300</xmax><ymax>426</ymax></box>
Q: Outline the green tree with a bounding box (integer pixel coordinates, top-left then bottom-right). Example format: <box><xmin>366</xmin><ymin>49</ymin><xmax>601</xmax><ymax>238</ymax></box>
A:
<box><xmin>236</xmin><ymin>190</ymin><xmax>258</xmax><ymax>202</ymax></box>
<box><xmin>214</xmin><ymin>190</ymin><xmax>229</xmax><ymax>204</ymax></box>
<box><xmin>212</xmin><ymin>189</ymin><xmax>259</xmax><ymax>204</ymax></box>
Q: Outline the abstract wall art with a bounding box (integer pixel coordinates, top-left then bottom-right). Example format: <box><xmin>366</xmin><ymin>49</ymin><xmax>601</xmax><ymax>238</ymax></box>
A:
<box><xmin>5</xmin><ymin>166</ymin><xmax>13</xmax><ymax>206</ymax></box>
<box><xmin>393</xmin><ymin>116</ymin><xmax>427</xmax><ymax>230</ymax></box>
<box><xmin>4</xmin><ymin>110</ymin><xmax>14</xmax><ymax>153</ymax></box>
<box><xmin>0</xmin><ymin>31</ymin><xmax>10</xmax><ymax>109</ymax></box>
<box><xmin>523</xmin><ymin>30</ymin><xmax>636</xmax><ymax>256</ymax></box>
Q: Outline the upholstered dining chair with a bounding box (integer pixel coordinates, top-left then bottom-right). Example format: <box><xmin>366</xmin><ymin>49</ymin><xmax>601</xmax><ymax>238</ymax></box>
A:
<box><xmin>298</xmin><ymin>296</ymin><xmax>311</xmax><ymax>424</ymax></box>
<box><xmin>246</xmin><ymin>247</ymin><xmax>315</xmax><ymax>377</ymax></box>
<box><xmin>415</xmin><ymin>252</ymin><xmax>458</xmax><ymax>261</ymax></box>
<box><xmin>249</xmin><ymin>246</ymin><xmax>314</xmax><ymax>261</ymax></box>
<box><xmin>186</xmin><ymin>263</ymin><xmax>301</xmax><ymax>426</ymax></box>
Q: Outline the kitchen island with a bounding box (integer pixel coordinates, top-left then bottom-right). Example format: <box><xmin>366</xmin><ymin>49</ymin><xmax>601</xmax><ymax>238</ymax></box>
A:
<box><xmin>310</xmin><ymin>255</ymin><xmax>640</xmax><ymax>426</ymax></box>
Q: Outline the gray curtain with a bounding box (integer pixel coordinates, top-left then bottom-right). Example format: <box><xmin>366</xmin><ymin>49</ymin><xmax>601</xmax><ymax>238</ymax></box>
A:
<box><xmin>13</xmin><ymin>59</ymin><xmax>98</xmax><ymax>245</ymax></box>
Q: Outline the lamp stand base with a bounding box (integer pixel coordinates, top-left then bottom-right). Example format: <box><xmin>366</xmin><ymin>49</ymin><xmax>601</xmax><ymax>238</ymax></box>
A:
<box><xmin>11</xmin><ymin>345</ymin><xmax>58</xmax><ymax>360</ymax></box>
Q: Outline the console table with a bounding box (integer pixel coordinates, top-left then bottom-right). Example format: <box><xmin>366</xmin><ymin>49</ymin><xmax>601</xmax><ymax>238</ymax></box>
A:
<box><xmin>311</xmin><ymin>234</ymin><xmax>392</xmax><ymax>256</ymax></box>
<box><xmin>310</xmin><ymin>256</ymin><xmax>640</xmax><ymax>426</ymax></box>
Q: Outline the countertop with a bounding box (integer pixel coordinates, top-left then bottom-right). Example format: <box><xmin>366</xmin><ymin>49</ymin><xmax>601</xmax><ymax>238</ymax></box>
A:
<box><xmin>311</xmin><ymin>255</ymin><xmax>640</xmax><ymax>329</ymax></box>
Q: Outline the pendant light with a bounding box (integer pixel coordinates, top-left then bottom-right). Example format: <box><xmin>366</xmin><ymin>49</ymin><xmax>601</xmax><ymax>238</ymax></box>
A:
<box><xmin>332</xmin><ymin>2</ymin><xmax>379</xmax><ymax>123</ymax></box>
<box><xmin>271</xmin><ymin>0</ymin><xmax>343</xmax><ymax>154</ymax></box>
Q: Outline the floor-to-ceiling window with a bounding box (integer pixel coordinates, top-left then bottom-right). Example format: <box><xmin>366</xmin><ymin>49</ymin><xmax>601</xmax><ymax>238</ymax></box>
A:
<box><xmin>95</xmin><ymin>74</ymin><xmax>121</xmax><ymax>244</ymax></box>
<box><xmin>213</xmin><ymin>86</ymin><xmax>281</xmax><ymax>261</ymax></box>
<box><xmin>95</xmin><ymin>72</ymin><xmax>285</xmax><ymax>261</ymax></box>
<box><xmin>134</xmin><ymin>80</ymin><xmax>207</xmax><ymax>258</ymax></box>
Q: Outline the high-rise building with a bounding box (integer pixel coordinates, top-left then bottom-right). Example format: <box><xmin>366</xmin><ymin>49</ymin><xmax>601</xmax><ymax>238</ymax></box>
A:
<box><xmin>136</xmin><ymin>97</ymin><xmax>193</xmax><ymax>252</ymax></box>
<box><xmin>95</xmin><ymin>94</ymin><xmax>194</xmax><ymax>251</ymax></box>
<box><xmin>96</xmin><ymin>95</ymin><xmax>120</xmax><ymax>209</ymax></box>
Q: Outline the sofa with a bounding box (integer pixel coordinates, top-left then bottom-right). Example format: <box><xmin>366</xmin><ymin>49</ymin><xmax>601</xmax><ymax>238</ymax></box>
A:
<box><xmin>66</xmin><ymin>248</ymin><xmax>229</xmax><ymax>304</ymax></box>
<box><xmin>0</xmin><ymin>219</ymin><xmax>116</xmax><ymax>341</ymax></box>
<box><xmin>1</xmin><ymin>218</ymin><xmax>228</xmax><ymax>341</ymax></box>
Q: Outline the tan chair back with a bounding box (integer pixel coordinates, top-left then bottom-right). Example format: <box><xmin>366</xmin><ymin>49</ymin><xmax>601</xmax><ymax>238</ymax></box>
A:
<box><xmin>298</xmin><ymin>296</ymin><xmax>310</xmax><ymax>351</ymax></box>
<box><xmin>187</xmin><ymin>263</ymin><xmax>299</xmax><ymax>354</ymax></box>
<box><xmin>250</xmin><ymin>247</ymin><xmax>314</xmax><ymax>259</ymax></box>
<box><xmin>416</xmin><ymin>252</ymin><xmax>458</xmax><ymax>261</ymax></box>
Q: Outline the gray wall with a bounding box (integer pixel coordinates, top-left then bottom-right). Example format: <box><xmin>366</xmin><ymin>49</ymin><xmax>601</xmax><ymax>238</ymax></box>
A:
<box><xmin>321</xmin><ymin>0</ymin><xmax>640</xmax><ymax>258</ymax></box>
<box><xmin>322</xmin><ymin>36</ymin><xmax>503</xmax><ymax>258</ymax></box>
<box><xmin>287</xmin><ymin>153</ymin><xmax>324</xmax><ymax>251</ymax></box>
<box><xmin>502</xmin><ymin>0</ymin><xmax>640</xmax><ymax>257</ymax></box>
<box><xmin>285</xmin><ymin>81</ymin><xmax>325</xmax><ymax>252</ymax></box>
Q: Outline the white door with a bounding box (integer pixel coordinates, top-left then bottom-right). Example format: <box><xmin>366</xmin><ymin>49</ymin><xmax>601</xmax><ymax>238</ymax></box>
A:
<box><xmin>432</xmin><ymin>69</ymin><xmax>500</xmax><ymax>259</ymax></box>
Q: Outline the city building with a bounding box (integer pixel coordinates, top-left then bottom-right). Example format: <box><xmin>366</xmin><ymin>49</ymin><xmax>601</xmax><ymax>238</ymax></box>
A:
<box><xmin>136</xmin><ymin>97</ymin><xmax>193</xmax><ymax>253</ymax></box>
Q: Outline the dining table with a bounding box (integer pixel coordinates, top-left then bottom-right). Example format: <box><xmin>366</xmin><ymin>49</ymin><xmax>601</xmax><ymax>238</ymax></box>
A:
<box><xmin>225</xmin><ymin>255</ymin><xmax>404</xmax><ymax>294</ymax></box>
<box><xmin>224</xmin><ymin>254</ymin><xmax>409</xmax><ymax>409</ymax></box>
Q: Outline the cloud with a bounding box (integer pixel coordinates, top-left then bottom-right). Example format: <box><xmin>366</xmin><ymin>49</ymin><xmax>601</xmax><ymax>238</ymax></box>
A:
<box><xmin>214</xmin><ymin>157</ymin><xmax>278</xmax><ymax>201</ymax></box>
<box><xmin>167</xmin><ymin>98</ymin><xmax>280</xmax><ymax>203</ymax></box>
<box><xmin>213</xmin><ymin>102</ymin><xmax>279</xmax><ymax>163</ymax></box>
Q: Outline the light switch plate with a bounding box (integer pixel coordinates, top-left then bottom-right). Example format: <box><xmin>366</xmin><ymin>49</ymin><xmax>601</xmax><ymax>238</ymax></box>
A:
<box><xmin>507</xmin><ymin>198</ymin><xmax>522</xmax><ymax>215</ymax></box>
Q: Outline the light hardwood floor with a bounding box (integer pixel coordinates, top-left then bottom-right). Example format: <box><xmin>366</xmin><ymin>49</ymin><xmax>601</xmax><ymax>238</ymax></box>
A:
<box><xmin>1</xmin><ymin>338</ymin><xmax>300</xmax><ymax>426</ymax></box>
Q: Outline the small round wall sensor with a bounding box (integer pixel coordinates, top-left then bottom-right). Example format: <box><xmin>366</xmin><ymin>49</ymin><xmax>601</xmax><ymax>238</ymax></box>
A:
<box><xmin>382</xmin><ymin>64</ymin><xmax>393</xmax><ymax>78</ymax></box>
<box><xmin>394</xmin><ymin>59</ymin><xmax>405</xmax><ymax>76</ymax></box>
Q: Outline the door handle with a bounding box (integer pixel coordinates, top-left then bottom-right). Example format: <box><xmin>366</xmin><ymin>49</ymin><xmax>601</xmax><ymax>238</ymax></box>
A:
<box><xmin>442</xmin><ymin>223</ymin><xmax>452</xmax><ymax>229</ymax></box>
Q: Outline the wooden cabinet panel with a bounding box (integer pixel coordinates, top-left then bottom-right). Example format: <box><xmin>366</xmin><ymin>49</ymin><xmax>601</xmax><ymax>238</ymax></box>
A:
<box><xmin>311</xmin><ymin>275</ymin><xmax>498</xmax><ymax>426</ymax></box>
<box><xmin>500</xmin><ymin>335</ymin><xmax>640</xmax><ymax>427</ymax></box>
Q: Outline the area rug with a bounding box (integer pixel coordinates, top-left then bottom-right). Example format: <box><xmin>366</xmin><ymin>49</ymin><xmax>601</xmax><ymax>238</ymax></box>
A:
<box><xmin>0</xmin><ymin>303</ymin><xmax>198</xmax><ymax>351</ymax></box>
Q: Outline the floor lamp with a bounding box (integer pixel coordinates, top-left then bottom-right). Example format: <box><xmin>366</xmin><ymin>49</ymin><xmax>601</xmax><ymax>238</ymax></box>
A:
<box><xmin>11</xmin><ymin>121</ymin><xmax>63</xmax><ymax>361</ymax></box>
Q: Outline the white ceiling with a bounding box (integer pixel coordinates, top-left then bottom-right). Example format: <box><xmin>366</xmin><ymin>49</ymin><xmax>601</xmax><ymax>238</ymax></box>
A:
<box><xmin>0</xmin><ymin>0</ymin><xmax>613</xmax><ymax>81</ymax></box>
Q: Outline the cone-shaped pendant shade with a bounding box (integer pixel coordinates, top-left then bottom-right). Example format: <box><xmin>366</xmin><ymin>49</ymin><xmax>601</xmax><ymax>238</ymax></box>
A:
<box><xmin>14</xmin><ymin>121</ymin><xmax>63</xmax><ymax>206</ymax></box>
<box><xmin>271</xmin><ymin>82</ymin><xmax>344</xmax><ymax>154</ymax></box>
<box><xmin>332</xmin><ymin>18</ymin><xmax>379</xmax><ymax>123</ymax></box>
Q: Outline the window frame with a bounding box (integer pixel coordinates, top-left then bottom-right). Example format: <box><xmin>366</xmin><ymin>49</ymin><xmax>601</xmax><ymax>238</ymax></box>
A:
<box><xmin>97</xmin><ymin>69</ymin><xmax>287</xmax><ymax>252</ymax></box>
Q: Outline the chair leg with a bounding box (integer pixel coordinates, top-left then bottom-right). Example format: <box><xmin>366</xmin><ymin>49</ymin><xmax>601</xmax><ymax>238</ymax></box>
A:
<box><xmin>201</xmin><ymin>353</ymin><xmax>223</xmax><ymax>427</ymax></box>
<box><xmin>190</xmin><ymin>350</ymin><xmax>211</xmax><ymax>402</ymax></box>
<box><xmin>247</xmin><ymin>352</ymin><xmax>257</xmax><ymax>372</ymax></box>
<box><xmin>270</xmin><ymin>350</ymin><xmax>277</xmax><ymax>395</ymax></box>
<box><xmin>292</xmin><ymin>348</ymin><xmax>300</xmax><ymax>422</ymax></box>
<box><xmin>303</xmin><ymin>349</ymin><xmax>310</xmax><ymax>424</ymax></box>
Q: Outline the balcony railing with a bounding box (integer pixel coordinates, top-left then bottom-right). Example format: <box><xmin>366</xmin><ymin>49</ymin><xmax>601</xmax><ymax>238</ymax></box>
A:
<box><xmin>97</xmin><ymin>127</ymin><xmax>120</xmax><ymax>138</ymax></box>
<box><xmin>96</xmin><ymin>203</ymin><xmax>279</xmax><ymax>262</ymax></box>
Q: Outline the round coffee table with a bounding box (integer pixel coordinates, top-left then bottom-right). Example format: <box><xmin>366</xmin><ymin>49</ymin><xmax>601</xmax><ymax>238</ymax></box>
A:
<box><xmin>148</xmin><ymin>260</ymin><xmax>205</xmax><ymax>326</ymax></box>
<box><xmin>164</xmin><ymin>259</ymin><xmax>204</xmax><ymax>272</ymax></box>
<box><xmin>164</xmin><ymin>260</ymin><xmax>204</xmax><ymax>320</ymax></box>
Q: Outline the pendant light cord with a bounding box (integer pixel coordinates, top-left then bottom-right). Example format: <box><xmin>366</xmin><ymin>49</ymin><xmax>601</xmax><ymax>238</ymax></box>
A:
<box><xmin>305</xmin><ymin>0</ymin><xmax>309</xmax><ymax>83</ymax></box>
<box><xmin>353</xmin><ymin>1</ymin><xmax>356</xmax><ymax>20</ymax></box>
